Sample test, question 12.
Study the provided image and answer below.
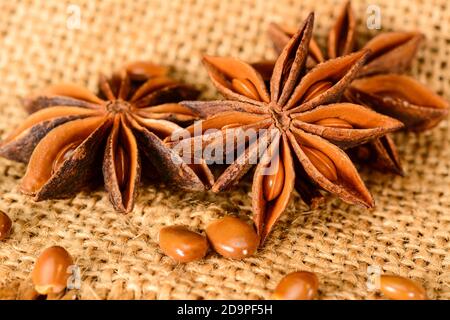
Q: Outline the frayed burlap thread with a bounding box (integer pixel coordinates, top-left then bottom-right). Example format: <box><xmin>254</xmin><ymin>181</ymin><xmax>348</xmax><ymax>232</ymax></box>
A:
<box><xmin>0</xmin><ymin>0</ymin><xmax>448</xmax><ymax>300</ymax></box>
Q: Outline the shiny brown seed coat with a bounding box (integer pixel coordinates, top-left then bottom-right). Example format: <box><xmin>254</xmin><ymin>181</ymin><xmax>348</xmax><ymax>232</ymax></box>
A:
<box><xmin>159</xmin><ymin>226</ymin><xmax>209</xmax><ymax>263</ymax></box>
<box><xmin>315</xmin><ymin>117</ymin><xmax>353</xmax><ymax>129</ymax></box>
<box><xmin>303</xmin><ymin>81</ymin><xmax>334</xmax><ymax>102</ymax></box>
<box><xmin>52</xmin><ymin>140</ymin><xmax>82</xmax><ymax>174</ymax></box>
<box><xmin>231</xmin><ymin>78</ymin><xmax>261</xmax><ymax>101</ymax></box>
<box><xmin>206</xmin><ymin>217</ymin><xmax>259</xmax><ymax>259</ymax></box>
<box><xmin>125</xmin><ymin>61</ymin><xmax>168</xmax><ymax>81</ymax></box>
<box><xmin>272</xmin><ymin>271</ymin><xmax>319</xmax><ymax>300</ymax></box>
<box><xmin>0</xmin><ymin>211</ymin><xmax>12</xmax><ymax>240</ymax></box>
<box><xmin>31</xmin><ymin>246</ymin><xmax>74</xmax><ymax>295</ymax></box>
<box><xmin>380</xmin><ymin>275</ymin><xmax>428</xmax><ymax>300</ymax></box>
<box><xmin>114</xmin><ymin>145</ymin><xmax>128</xmax><ymax>190</ymax></box>
<box><xmin>302</xmin><ymin>146</ymin><xmax>338</xmax><ymax>181</ymax></box>
<box><xmin>263</xmin><ymin>155</ymin><xmax>285</xmax><ymax>201</ymax></box>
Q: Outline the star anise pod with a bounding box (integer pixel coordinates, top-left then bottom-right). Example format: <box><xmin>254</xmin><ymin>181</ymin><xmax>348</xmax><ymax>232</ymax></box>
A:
<box><xmin>174</xmin><ymin>14</ymin><xmax>403</xmax><ymax>242</ymax></box>
<box><xmin>0</xmin><ymin>61</ymin><xmax>213</xmax><ymax>213</ymax></box>
<box><xmin>267</xmin><ymin>1</ymin><xmax>449</xmax><ymax>174</ymax></box>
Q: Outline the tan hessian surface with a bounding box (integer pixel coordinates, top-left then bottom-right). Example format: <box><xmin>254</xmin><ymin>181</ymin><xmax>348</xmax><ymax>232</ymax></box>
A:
<box><xmin>0</xmin><ymin>0</ymin><xmax>448</xmax><ymax>299</ymax></box>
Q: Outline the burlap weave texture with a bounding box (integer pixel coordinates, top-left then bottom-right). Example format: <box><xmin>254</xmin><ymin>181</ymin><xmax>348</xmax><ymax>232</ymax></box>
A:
<box><xmin>0</xmin><ymin>0</ymin><xmax>448</xmax><ymax>299</ymax></box>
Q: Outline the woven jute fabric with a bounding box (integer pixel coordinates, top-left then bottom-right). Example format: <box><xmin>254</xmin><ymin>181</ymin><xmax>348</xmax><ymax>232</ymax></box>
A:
<box><xmin>0</xmin><ymin>0</ymin><xmax>448</xmax><ymax>300</ymax></box>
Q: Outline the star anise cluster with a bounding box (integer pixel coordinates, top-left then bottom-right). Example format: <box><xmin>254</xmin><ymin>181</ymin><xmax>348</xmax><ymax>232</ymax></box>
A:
<box><xmin>0</xmin><ymin>1</ymin><xmax>448</xmax><ymax>246</ymax></box>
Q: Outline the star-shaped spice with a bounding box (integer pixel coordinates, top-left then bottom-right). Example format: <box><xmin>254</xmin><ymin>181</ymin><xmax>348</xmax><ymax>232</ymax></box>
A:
<box><xmin>0</xmin><ymin>61</ymin><xmax>213</xmax><ymax>212</ymax></box>
<box><xmin>174</xmin><ymin>14</ymin><xmax>403</xmax><ymax>242</ymax></box>
<box><xmin>267</xmin><ymin>1</ymin><xmax>449</xmax><ymax>174</ymax></box>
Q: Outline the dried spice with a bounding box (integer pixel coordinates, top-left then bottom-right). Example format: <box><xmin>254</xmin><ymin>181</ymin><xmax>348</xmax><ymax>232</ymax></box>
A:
<box><xmin>0</xmin><ymin>62</ymin><xmax>213</xmax><ymax>213</ymax></box>
<box><xmin>347</xmin><ymin>75</ymin><xmax>450</xmax><ymax>132</ymax></box>
<box><xmin>272</xmin><ymin>271</ymin><xmax>319</xmax><ymax>300</ymax></box>
<box><xmin>267</xmin><ymin>1</ymin><xmax>449</xmax><ymax>174</ymax></box>
<box><xmin>206</xmin><ymin>216</ymin><xmax>259</xmax><ymax>259</ymax></box>
<box><xmin>159</xmin><ymin>225</ymin><xmax>209</xmax><ymax>263</ymax></box>
<box><xmin>379</xmin><ymin>275</ymin><xmax>428</xmax><ymax>300</ymax></box>
<box><xmin>31</xmin><ymin>246</ymin><xmax>74</xmax><ymax>295</ymax></box>
<box><xmin>176</xmin><ymin>14</ymin><xmax>403</xmax><ymax>242</ymax></box>
<box><xmin>0</xmin><ymin>210</ymin><xmax>12</xmax><ymax>240</ymax></box>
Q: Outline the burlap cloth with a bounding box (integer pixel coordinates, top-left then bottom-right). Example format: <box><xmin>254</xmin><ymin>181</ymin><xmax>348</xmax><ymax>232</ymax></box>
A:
<box><xmin>0</xmin><ymin>0</ymin><xmax>448</xmax><ymax>300</ymax></box>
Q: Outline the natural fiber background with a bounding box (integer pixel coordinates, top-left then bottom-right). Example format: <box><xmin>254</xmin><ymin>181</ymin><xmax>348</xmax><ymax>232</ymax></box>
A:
<box><xmin>0</xmin><ymin>0</ymin><xmax>448</xmax><ymax>300</ymax></box>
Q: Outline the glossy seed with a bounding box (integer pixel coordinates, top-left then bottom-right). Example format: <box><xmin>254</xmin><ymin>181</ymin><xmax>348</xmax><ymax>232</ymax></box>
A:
<box><xmin>31</xmin><ymin>246</ymin><xmax>74</xmax><ymax>295</ymax></box>
<box><xmin>0</xmin><ymin>211</ymin><xmax>12</xmax><ymax>240</ymax></box>
<box><xmin>314</xmin><ymin>117</ymin><xmax>353</xmax><ymax>129</ymax></box>
<box><xmin>125</xmin><ymin>61</ymin><xmax>168</xmax><ymax>81</ymax></box>
<box><xmin>231</xmin><ymin>78</ymin><xmax>261</xmax><ymax>101</ymax></box>
<box><xmin>114</xmin><ymin>145</ymin><xmax>128</xmax><ymax>190</ymax></box>
<box><xmin>221</xmin><ymin>123</ymin><xmax>242</xmax><ymax>130</ymax></box>
<box><xmin>263</xmin><ymin>154</ymin><xmax>285</xmax><ymax>201</ymax></box>
<box><xmin>380</xmin><ymin>275</ymin><xmax>428</xmax><ymax>300</ymax></box>
<box><xmin>303</xmin><ymin>81</ymin><xmax>334</xmax><ymax>102</ymax></box>
<box><xmin>52</xmin><ymin>140</ymin><xmax>82</xmax><ymax>174</ymax></box>
<box><xmin>272</xmin><ymin>271</ymin><xmax>319</xmax><ymax>300</ymax></box>
<box><xmin>302</xmin><ymin>146</ymin><xmax>338</xmax><ymax>181</ymax></box>
<box><xmin>159</xmin><ymin>226</ymin><xmax>209</xmax><ymax>263</ymax></box>
<box><xmin>206</xmin><ymin>216</ymin><xmax>259</xmax><ymax>259</ymax></box>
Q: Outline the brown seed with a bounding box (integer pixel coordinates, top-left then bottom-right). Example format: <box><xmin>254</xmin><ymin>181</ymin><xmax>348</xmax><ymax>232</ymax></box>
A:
<box><xmin>31</xmin><ymin>246</ymin><xmax>74</xmax><ymax>295</ymax></box>
<box><xmin>0</xmin><ymin>211</ymin><xmax>12</xmax><ymax>240</ymax></box>
<box><xmin>303</xmin><ymin>81</ymin><xmax>334</xmax><ymax>102</ymax></box>
<box><xmin>52</xmin><ymin>140</ymin><xmax>82</xmax><ymax>174</ymax></box>
<box><xmin>206</xmin><ymin>216</ymin><xmax>259</xmax><ymax>259</ymax></box>
<box><xmin>272</xmin><ymin>271</ymin><xmax>319</xmax><ymax>300</ymax></box>
<box><xmin>231</xmin><ymin>78</ymin><xmax>261</xmax><ymax>101</ymax></box>
<box><xmin>125</xmin><ymin>61</ymin><xmax>168</xmax><ymax>81</ymax></box>
<box><xmin>159</xmin><ymin>226</ymin><xmax>209</xmax><ymax>263</ymax></box>
<box><xmin>380</xmin><ymin>275</ymin><xmax>428</xmax><ymax>300</ymax></box>
<box><xmin>314</xmin><ymin>117</ymin><xmax>353</xmax><ymax>129</ymax></box>
<box><xmin>263</xmin><ymin>154</ymin><xmax>285</xmax><ymax>201</ymax></box>
<box><xmin>114</xmin><ymin>145</ymin><xmax>128</xmax><ymax>190</ymax></box>
<box><xmin>221</xmin><ymin>123</ymin><xmax>242</xmax><ymax>130</ymax></box>
<box><xmin>302</xmin><ymin>146</ymin><xmax>338</xmax><ymax>181</ymax></box>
